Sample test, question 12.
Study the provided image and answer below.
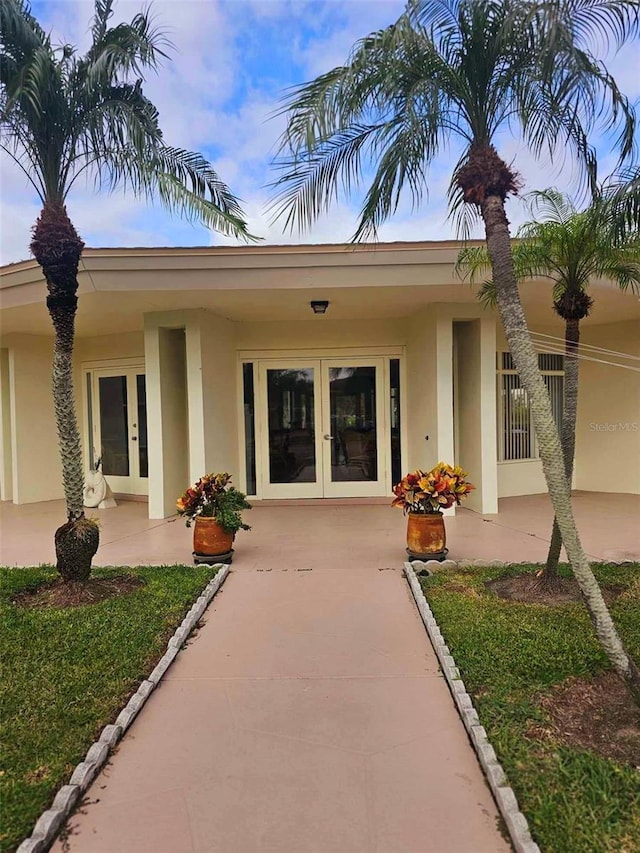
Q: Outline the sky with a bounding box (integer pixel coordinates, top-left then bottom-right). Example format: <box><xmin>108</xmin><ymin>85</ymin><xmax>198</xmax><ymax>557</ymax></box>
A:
<box><xmin>1</xmin><ymin>0</ymin><xmax>639</xmax><ymax>265</ymax></box>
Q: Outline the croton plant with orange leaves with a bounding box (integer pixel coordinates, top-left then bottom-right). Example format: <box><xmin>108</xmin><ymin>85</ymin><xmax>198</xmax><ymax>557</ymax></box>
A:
<box><xmin>176</xmin><ymin>472</ymin><xmax>251</xmax><ymax>531</ymax></box>
<box><xmin>392</xmin><ymin>463</ymin><xmax>474</xmax><ymax>514</ymax></box>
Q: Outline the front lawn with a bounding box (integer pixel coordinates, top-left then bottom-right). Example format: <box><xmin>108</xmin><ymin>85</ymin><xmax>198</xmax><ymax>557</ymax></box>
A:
<box><xmin>420</xmin><ymin>562</ymin><xmax>640</xmax><ymax>853</ymax></box>
<box><xmin>0</xmin><ymin>564</ymin><xmax>219</xmax><ymax>853</ymax></box>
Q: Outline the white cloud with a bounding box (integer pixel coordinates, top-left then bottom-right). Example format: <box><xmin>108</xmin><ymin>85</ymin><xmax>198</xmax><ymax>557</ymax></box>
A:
<box><xmin>1</xmin><ymin>0</ymin><xmax>638</xmax><ymax>265</ymax></box>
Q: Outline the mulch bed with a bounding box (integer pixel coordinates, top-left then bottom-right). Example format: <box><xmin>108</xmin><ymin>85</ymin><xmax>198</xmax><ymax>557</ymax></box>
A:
<box><xmin>486</xmin><ymin>573</ymin><xmax>624</xmax><ymax>606</ymax></box>
<box><xmin>527</xmin><ymin>671</ymin><xmax>640</xmax><ymax>768</ymax></box>
<box><xmin>13</xmin><ymin>576</ymin><xmax>145</xmax><ymax>609</ymax></box>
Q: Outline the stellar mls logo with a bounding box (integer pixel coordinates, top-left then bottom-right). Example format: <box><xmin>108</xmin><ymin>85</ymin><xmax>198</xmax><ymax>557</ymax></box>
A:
<box><xmin>589</xmin><ymin>422</ymin><xmax>639</xmax><ymax>432</ymax></box>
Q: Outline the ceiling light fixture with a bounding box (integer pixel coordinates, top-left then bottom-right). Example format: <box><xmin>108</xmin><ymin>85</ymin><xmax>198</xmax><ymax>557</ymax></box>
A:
<box><xmin>310</xmin><ymin>300</ymin><xmax>329</xmax><ymax>315</ymax></box>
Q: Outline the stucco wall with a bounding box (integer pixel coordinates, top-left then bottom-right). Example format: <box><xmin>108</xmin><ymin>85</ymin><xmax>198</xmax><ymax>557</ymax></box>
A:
<box><xmin>236</xmin><ymin>318</ymin><xmax>407</xmax><ymax>351</ymax></box>
<box><xmin>0</xmin><ymin>348</ymin><xmax>13</xmax><ymax>501</ymax></box>
<box><xmin>200</xmin><ymin>313</ymin><xmax>238</xmax><ymax>479</ymax></box>
<box><xmin>574</xmin><ymin>320</ymin><xmax>640</xmax><ymax>495</ymax></box>
<box><xmin>495</xmin><ymin>319</ymin><xmax>640</xmax><ymax>497</ymax></box>
<box><xmin>4</xmin><ymin>334</ymin><xmax>63</xmax><ymax>503</ymax></box>
<box><xmin>495</xmin><ymin>324</ymin><xmax>553</xmax><ymax>498</ymax></box>
<box><xmin>455</xmin><ymin>322</ymin><xmax>483</xmax><ymax>511</ymax></box>
<box><xmin>405</xmin><ymin>309</ymin><xmax>438</xmax><ymax>473</ymax></box>
<box><xmin>75</xmin><ymin>332</ymin><xmax>145</xmax><ymax>363</ymax></box>
<box><xmin>144</xmin><ymin>314</ymin><xmax>191</xmax><ymax>517</ymax></box>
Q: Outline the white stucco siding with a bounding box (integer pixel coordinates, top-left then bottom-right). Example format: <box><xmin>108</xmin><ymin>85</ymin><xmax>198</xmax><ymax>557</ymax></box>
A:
<box><xmin>200</xmin><ymin>313</ymin><xmax>239</xmax><ymax>480</ymax></box>
<box><xmin>498</xmin><ymin>459</ymin><xmax>548</xmax><ymax>497</ymax></box>
<box><xmin>574</xmin><ymin>320</ymin><xmax>640</xmax><ymax>495</ymax></box>
<box><xmin>0</xmin><ymin>348</ymin><xmax>13</xmax><ymax>501</ymax></box>
<box><xmin>448</xmin><ymin>309</ymin><xmax>498</xmax><ymax>513</ymax></box>
<box><xmin>235</xmin><ymin>318</ymin><xmax>407</xmax><ymax>350</ymax></box>
<box><xmin>4</xmin><ymin>334</ymin><xmax>63</xmax><ymax>503</ymax></box>
<box><xmin>405</xmin><ymin>309</ymin><xmax>438</xmax><ymax>474</ymax></box>
<box><xmin>75</xmin><ymin>332</ymin><xmax>145</xmax><ymax>363</ymax></box>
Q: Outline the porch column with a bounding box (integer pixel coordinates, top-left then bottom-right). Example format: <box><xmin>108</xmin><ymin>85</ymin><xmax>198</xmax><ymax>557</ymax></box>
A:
<box><xmin>405</xmin><ymin>308</ymin><xmax>438</xmax><ymax>472</ymax></box>
<box><xmin>435</xmin><ymin>312</ymin><xmax>455</xmax><ymax>467</ymax></box>
<box><xmin>478</xmin><ymin>317</ymin><xmax>498</xmax><ymax>513</ymax></box>
<box><xmin>453</xmin><ymin>317</ymin><xmax>498</xmax><ymax>514</ymax></box>
<box><xmin>184</xmin><ymin>311</ymin><xmax>238</xmax><ymax>481</ymax></box>
<box><xmin>144</xmin><ymin>314</ymin><xmax>190</xmax><ymax>519</ymax></box>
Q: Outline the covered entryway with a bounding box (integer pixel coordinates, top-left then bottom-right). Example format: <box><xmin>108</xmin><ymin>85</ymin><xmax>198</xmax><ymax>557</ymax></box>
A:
<box><xmin>255</xmin><ymin>356</ymin><xmax>393</xmax><ymax>499</ymax></box>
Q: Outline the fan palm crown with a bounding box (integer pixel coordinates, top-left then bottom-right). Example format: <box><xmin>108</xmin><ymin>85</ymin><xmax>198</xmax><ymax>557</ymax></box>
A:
<box><xmin>458</xmin><ymin>186</ymin><xmax>640</xmax><ymax>314</ymax></box>
<box><xmin>270</xmin><ymin>0</ymin><xmax>640</xmax><ymax>701</ymax></box>
<box><xmin>271</xmin><ymin>0</ymin><xmax>637</xmax><ymax>238</ymax></box>
<box><xmin>1</xmin><ymin>0</ymin><xmax>251</xmax><ymax>233</ymax></box>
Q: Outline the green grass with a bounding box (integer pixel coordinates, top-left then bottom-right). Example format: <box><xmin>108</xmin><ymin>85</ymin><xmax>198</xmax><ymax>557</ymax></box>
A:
<box><xmin>0</xmin><ymin>564</ymin><xmax>220</xmax><ymax>853</ymax></box>
<box><xmin>419</xmin><ymin>562</ymin><xmax>640</xmax><ymax>853</ymax></box>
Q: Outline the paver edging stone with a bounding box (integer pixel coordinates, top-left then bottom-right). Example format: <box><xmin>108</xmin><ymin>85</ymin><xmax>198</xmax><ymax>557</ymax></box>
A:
<box><xmin>403</xmin><ymin>560</ymin><xmax>541</xmax><ymax>853</ymax></box>
<box><xmin>16</xmin><ymin>563</ymin><xmax>231</xmax><ymax>853</ymax></box>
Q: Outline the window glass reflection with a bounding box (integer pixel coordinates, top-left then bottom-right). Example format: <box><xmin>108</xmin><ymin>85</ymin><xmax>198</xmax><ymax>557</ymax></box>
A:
<box><xmin>267</xmin><ymin>368</ymin><xmax>316</xmax><ymax>483</ymax></box>
<box><xmin>329</xmin><ymin>366</ymin><xmax>377</xmax><ymax>482</ymax></box>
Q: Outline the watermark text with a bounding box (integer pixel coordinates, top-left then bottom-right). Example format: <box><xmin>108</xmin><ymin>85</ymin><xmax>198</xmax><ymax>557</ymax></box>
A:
<box><xmin>589</xmin><ymin>422</ymin><xmax>639</xmax><ymax>432</ymax></box>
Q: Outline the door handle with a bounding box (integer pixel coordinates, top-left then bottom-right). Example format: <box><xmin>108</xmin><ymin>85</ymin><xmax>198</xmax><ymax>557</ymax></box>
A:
<box><xmin>131</xmin><ymin>436</ymin><xmax>138</xmax><ymax>441</ymax></box>
<box><xmin>323</xmin><ymin>434</ymin><xmax>334</xmax><ymax>440</ymax></box>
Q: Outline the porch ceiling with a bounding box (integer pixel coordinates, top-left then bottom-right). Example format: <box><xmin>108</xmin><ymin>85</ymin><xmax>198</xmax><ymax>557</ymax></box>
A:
<box><xmin>1</xmin><ymin>243</ymin><xmax>638</xmax><ymax>337</ymax></box>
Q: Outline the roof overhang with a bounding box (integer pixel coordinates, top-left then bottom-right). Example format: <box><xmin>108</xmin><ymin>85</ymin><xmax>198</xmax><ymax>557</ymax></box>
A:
<box><xmin>1</xmin><ymin>242</ymin><xmax>638</xmax><ymax>337</ymax></box>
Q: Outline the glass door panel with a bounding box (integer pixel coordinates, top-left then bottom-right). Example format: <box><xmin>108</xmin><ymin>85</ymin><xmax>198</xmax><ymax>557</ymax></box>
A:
<box><xmin>328</xmin><ymin>366</ymin><xmax>377</xmax><ymax>482</ymax></box>
<box><xmin>321</xmin><ymin>359</ymin><xmax>387</xmax><ymax>498</ymax></box>
<box><xmin>136</xmin><ymin>374</ymin><xmax>148</xmax><ymax>478</ymax></box>
<box><xmin>258</xmin><ymin>361</ymin><xmax>322</xmax><ymax>498</ymax></box>
<box><xmin>98</xmin><ymin>376</ymin><xmax>130</xmax><ymax>476</ymax></box>
<box><xmin>91</xmin><ymin>368</ymin><xmax>148</xmax><ymax>496</ymax></box>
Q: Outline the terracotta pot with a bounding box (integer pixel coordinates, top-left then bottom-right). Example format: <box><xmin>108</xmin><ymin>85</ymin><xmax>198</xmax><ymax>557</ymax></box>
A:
<box><xmin>406</xmin><ymin>512</ymin><xmax>446</xmax><ymax>557</ymax></box>
<box><xmin>193</xmin><ymin>516</ymin><xmax>234</xmax><ymax>556</ymax></box>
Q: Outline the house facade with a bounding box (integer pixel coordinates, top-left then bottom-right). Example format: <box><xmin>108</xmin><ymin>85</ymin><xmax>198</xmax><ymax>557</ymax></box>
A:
<box><xmin>1</xmin><ymin>241</ymin><xmax>638</xmax><ymax>518</ymax></box>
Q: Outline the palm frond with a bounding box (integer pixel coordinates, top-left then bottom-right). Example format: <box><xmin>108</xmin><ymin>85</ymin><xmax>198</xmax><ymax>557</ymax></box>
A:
<box><xmin>270</xmin><ymin>0</ymin><xmax>638</xmax><ymax>242</ymax></box>
<box><xmin>0</xmin><ymin>0</ymin><xmax>251</xmax><ymax>237</ymax></box>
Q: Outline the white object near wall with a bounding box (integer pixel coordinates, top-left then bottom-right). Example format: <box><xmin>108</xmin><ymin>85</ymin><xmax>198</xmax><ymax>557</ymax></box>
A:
<box><xmin>84</xmin><ymin>466</ymin><xmax>117</xmax><ymax>509</ymax></box>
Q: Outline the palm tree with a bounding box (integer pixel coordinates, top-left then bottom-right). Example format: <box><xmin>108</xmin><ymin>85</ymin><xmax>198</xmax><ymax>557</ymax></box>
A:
<box><xmin>458</xmin><ymin>186</ymin><xmax>640</xmax><ymax>590</ymax></box>
<box><xmin>0</xmin><ymin>0</ymin><xmax>252</xmax><ymax>581</ymax></box>
<box><xmin>270</xmin><ymin>0</ymin><xmax>640</xmax><ymax>700</ymax></box>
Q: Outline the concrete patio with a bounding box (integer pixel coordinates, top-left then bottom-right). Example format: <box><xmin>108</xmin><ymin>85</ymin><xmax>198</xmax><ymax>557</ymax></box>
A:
<box><xmin>3</xmin><ymin>492</ymin><xmax>638</xmax><ymax>853</ymax></box>
<box><xmin>1</xmin><ymin>491</ymin><xmax>638</xmax><ymax>569</ymax></box>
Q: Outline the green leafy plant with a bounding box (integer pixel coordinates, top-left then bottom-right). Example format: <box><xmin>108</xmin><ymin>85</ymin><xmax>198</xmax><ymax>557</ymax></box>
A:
<box><xmin>176</xmin><ymin>473</ymin><xmax>252</xmax><ymax>534</ymax></box>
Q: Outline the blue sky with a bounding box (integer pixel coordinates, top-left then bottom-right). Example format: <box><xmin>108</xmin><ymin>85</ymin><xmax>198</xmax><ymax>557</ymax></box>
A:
<box><xmin>1</xmin><ymin>0</ymin><xmax>639</xmax><ymax>264</ymax></box>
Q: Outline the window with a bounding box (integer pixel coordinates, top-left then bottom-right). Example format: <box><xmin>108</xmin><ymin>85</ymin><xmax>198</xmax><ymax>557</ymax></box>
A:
<box><xmin>390</xmin><ymin>358</ymin><xmax>402</xmax><ymax>485</ymax></box>
<box><xmin>497</xmin><ymin>352</ymin><xmax>564</xmax><ymax>461</ymax></box>
<box><xmin>243</xmin><ymin>363</ymin><xmax>257</xmax><ymax>494</ymax></box>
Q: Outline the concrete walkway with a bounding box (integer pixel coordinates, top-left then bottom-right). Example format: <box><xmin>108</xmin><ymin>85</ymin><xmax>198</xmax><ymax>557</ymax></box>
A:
<box><xmin>2</xmin><ymin>492</ymin><xmax>638</xmax><ymax>569</ymax></box>
<box><xmin>7</xmin><ymin>492</ymin><xmax>636</xmax><ymax>851</ymax></box>
<box><xmin>52</xmin><ymin>565</ymin><xmax>509</xmax><ymax>853</ymax></box>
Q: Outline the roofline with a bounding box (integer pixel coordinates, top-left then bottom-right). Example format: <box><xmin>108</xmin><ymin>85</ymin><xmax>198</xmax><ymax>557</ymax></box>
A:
<box><xmin>0</xmin><ymin>239</ymin><xmax>484</xmax><ymax>276</ymax></box>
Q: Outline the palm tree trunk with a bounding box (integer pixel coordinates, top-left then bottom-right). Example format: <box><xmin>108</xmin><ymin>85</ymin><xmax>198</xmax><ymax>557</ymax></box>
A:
<box><xmin>30</xmin><ymin>202</ymin><xmax>99</xmax><ymax>581</ymax></box>
<box><xmin>541</xmin><ymin>318</ymin><xmax>580</xmax><ymax>582</ymax></box>
<box><xmin>479</xmin><ymin>193</ymin><xmax>640</xmax><ymax>704</ymax></box>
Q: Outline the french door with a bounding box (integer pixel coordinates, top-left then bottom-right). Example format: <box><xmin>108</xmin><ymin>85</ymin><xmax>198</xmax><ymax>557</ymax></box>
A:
<box><xmin>88</xmin><ymin>367</ymin><xmax>148</xmax><ymax>495</ymax></box>
<box><xmin>257</xmin><ymin>358</ymin><xmax>387</xmax><ymax>498</ymax></box>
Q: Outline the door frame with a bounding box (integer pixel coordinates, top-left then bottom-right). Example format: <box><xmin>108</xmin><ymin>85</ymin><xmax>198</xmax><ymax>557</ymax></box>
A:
<box><xmin>320</xmin><ymin>356</ymin><xmax>388</xmax><ymax>498</ymax></box>
<box><xmin>239</xmin><ymin>347</ymin><xmax>406</xmax><ymax>500</ymax></box>
<box><xmin>256</xmin><ymin>359</ymin><xmax>323</xmax><ymax>499</ymax></box>
<box><xmin>82</xmin><ymin>358</ymin><xmax>148</xmax><ymax>496</ymax></box>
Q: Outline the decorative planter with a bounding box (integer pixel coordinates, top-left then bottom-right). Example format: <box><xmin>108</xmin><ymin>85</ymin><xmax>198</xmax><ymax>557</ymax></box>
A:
<box><xmin>406</xmin><ymin>512</ymin><xmax>448</xmax><ymax>561</ymax></box>
<box><xmin>193</xmin><ymin>517</ymin><xmax>234</xmax><ymax>558</ymax></box>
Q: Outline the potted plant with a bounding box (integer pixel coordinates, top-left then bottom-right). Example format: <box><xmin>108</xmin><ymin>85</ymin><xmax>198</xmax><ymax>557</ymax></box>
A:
<box><xmin>177</xmin><ymin>473</ymin><xmax>251</xmax><ymax>563</ymax></box>
<box><xmin>392</xmin><ymin>463</ymin><xmax>474</xmax><ymax>560</ymax></box>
